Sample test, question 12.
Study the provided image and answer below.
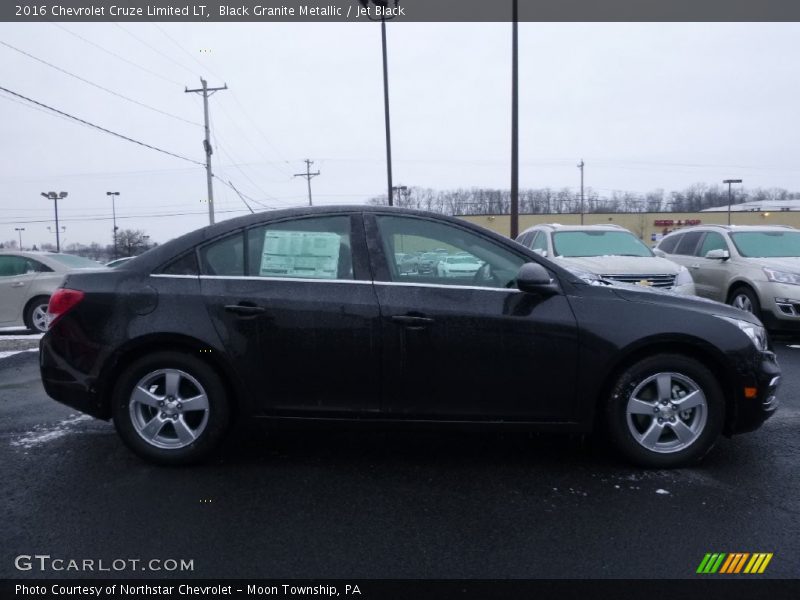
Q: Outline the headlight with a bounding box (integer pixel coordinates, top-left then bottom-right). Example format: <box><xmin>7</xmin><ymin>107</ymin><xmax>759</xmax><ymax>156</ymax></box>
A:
<box><xmin>718</xmin><ymin>316</ymin><xmax>769</xmax><ymax>352</ymax></box>
<box><xmin>674</xmin><ymin>266</ymin><xmax>693</xmax><ymax>287</ymax></box>
<box><xmin>764</xmin><ymin>267</ymin><xmax>800</xmax><ymax>286</ymax></box>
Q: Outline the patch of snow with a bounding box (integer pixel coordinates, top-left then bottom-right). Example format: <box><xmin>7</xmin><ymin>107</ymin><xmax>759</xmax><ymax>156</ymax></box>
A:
<box><xmin>0</xmin><ymin>348</ymin><xmax>38</xmax><ymax>359</ymax></box>
<box><xmin>655</xmin><ymin>489</ymin><xmax>670</xmax><ymax>495</ymax></box>
<box><xmin>11</xmin><ymin>414</ymin><xmax>93</xmax><ymax>449</ymax></box>
<box><xmin>0</xmin><ymin>333</ymin><xmax>44</xmax><ymax>340</ymax></box>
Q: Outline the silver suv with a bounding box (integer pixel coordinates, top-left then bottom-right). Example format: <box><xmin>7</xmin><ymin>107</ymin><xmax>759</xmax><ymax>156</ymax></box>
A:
<box><xmin>653</xmin><ymin>224</ymin><xmax>800</xmax><ymax>330</ymax></box>
<box><xmin>516</xmin><ymin>224</ymin><xmax>695</xmax><ymax>294</ymax></box>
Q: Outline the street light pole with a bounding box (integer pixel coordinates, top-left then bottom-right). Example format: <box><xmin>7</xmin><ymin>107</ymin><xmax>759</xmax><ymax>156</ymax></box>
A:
<box><xmin>578</xmin><ymin>159</ymin><xmax>585</xmax><ymax>225</ymax></box>
<box><xmin>15</xmin><ymin>227</ymin><xmax>24</xmax><ymax>250</ymax></box>
<box><xmin>41</xmin><ymin>191</ymin><xmax>67</xmax><ymax>252</ymax></box>
<box><xmin>510</xmin><ymin>0</ymin><xmax>519</xmax><ymax>239</ymax></box>
<box><xmin>723</xmin><ymin>179</ymin><xmax>743</xmax><ymax>226</ymax></box>
<box><xmin>107</xmin><ymin>192</ymin><xmax>120</xmax><ymax>259</ymax></box>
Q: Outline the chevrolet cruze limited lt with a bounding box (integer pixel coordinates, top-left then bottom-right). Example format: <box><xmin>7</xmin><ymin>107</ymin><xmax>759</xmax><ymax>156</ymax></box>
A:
<box><xmin>40</xmin><ymin>207</ymin><xmax>780</xmax><ymax>467</ymax></box>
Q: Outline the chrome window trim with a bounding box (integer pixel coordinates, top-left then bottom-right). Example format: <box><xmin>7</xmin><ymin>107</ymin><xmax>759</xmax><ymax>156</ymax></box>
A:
<box><xmin>376</xmin><ymin>280</ymin><xmax>522</xmax><ymax>293</ymax></box>
<box><xmin>150</xmin><ymin>273</ymin><xmax>520</xmax><ymax>292</ymax></box>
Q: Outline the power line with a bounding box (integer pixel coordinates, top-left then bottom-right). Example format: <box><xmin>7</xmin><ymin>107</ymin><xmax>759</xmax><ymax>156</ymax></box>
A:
<box><xmin>0</xmin><ymin>85</ymin><xmax>205</xmax><ymax>166</ymax></box>
<box><xmin>114</xmin><ymin>23</ymin><xmax>199</xmax><ymax>79</ymax></box>
<box><xmin>0</xmin><ymin>40</ymin><xmax>201</xmax><ymax>127</ymax></box>
<box><xmin>51</xmin><ymin>23</ymin><xmax>183</xmax><ymax>87</ymax></box>
<box><xmin>0</xmin><ymin>208</ymin><xmax>251</xmax><ymax>226</ymax></box>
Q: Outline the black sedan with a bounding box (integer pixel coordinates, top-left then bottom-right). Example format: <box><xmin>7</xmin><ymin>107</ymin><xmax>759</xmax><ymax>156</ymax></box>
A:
<box><xmin>40</xmin><ymin>206</ymin><xmax>780</xmax><ymax>467</ymax></box>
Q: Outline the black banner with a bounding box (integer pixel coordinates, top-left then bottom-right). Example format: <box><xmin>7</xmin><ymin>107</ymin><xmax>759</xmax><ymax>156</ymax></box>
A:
<box><xmin>4</xmin><ymin>0</ymin><xmax>800</xmax><ymax>23</ymax></box>
<box><xmin>4</xmin><ymin>579</ymin><xmax>800</xmax><ymax>600</ymax></box>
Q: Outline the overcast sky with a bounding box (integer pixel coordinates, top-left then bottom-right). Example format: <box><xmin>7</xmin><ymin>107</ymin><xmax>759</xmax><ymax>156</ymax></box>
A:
<box><xmin>1</xmin><ymin>22</ymin><xmax>799</xmax><ymax>247</ymax></box>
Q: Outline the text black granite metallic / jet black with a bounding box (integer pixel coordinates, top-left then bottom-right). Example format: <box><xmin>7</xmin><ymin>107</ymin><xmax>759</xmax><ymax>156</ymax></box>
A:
<box><xmin>40</xmin><ymin>206</ymin><xmax>780</xmax><ymax>467</ymax></box>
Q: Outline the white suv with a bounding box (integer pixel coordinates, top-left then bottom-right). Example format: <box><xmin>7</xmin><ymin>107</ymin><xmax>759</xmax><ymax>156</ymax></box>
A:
<box><xmin>654</xmin><ymin>225</ymin><xmax>800</xmax><ymax>330</ymax></box>
<box><xmin>516</xmin><ymin>224</ymin><xmax>695</xmax><ymax>294</ymax></box>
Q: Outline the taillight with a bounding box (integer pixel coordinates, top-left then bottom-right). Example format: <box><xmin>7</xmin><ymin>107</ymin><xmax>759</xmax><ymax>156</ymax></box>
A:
<box><xmin>46</xmin><ymin>289</ymin><xmax>85</xmax><ymax>329</ymax></box>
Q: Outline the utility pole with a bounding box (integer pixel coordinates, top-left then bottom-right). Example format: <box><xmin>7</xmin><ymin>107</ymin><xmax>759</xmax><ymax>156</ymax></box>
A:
<box><xmin>294</xmin><ymin>159</ymin><xmax>320</xmax><ymax>207</ymax></box>
<box><xmin>185</xmin><ymin>77</ymin><xmax>227</xmax><ymax>225</ymax></box>
<box><xmin>578</xmin><ymin>159</ymin><xmax>585</xmax><ymax>225</ymax></box>
<box><xmin>41</xmin><ymin>191</ymin><xmax>67</xmax><ymax>252</ymax></box>
<box><xmin>723</xmin><ymin>179</ymin><xmax>743</xmax><ymax>226</ymax></box>
<box><xmin>15</xmin><ymin>228</ymin><xmax>24</xmax><ymax>250</ymax></box>
<box><xmin>509</xmin><ymin>0</ymin><xmax>519</xmax><ymax>239</ymax></box>
<box><xmin>106</xmin><ymin>191</ymin><xmax>120</xmax><ymax>259</ymax></box>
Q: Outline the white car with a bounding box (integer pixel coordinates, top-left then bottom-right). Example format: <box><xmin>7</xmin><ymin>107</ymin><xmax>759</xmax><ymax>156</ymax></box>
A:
<box><xmin>0</xmin><ymin>251</ymin><xmax>104</xmax><ymax>332</ymax></box>
<box><xmin>436</xmin><ymin>254</ymin><xmax>482</xmax><ymax>278</ymax></box>
<box><xmin>515</xmin><ymin>224</ymin><xmax>696</xmax><ymax>294</ymax></box>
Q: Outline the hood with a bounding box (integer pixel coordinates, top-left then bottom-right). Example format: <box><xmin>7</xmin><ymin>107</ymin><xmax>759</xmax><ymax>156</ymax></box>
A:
<box><xmin>554</xmin><ymin>255</ymin><xmax>681</xmax><ymax>275</ymax></box>
<box><xmin>745</xmin><ymin>257</ymin><xmax>800</xmax><ymax>272</ymax></box>
<box><xmin>610</xmin><ymin>284</ymin><xmax>762</xmax><ymax>326</ymax></box>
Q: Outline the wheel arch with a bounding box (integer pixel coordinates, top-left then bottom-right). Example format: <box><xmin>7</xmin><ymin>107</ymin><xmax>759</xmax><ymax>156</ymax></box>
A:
<box><xmin>592</xmin><ymin>337</ymin><xmax>737</xmax><ymax>436</ymax></box>
<box><xmin>23</xmin><ymin>294</ymin><xmax>51</xmax><ymax>329</ymax></box>
<box><xmin>726</xmin><ymin>279</ymin><xmax>758</xmax><ymax>303</ymax></box>
<box><xmin>97</xmin><ymin>333</ymin><xmax>251</xmax><ymax>423</ymax></box>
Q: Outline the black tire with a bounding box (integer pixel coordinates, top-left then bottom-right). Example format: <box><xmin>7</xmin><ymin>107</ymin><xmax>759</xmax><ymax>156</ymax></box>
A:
<box><xmin>112</xmin><ymin>351</ymin><xmax>230</xmax><ymax>466</ymax></box>
<box><xmin>605</xmin><ymin>354</ymin><xmax>724</xmax><ymax>468</ymax></box>
<box><xmin>24</xmin><ymin>296</ymin><xmax>50</xmax><ymax>333</ymax></box>
<box><xmin>728</xmin><ymin>286</ymin><xmax>761</xmax><ymax>318</ymax></box>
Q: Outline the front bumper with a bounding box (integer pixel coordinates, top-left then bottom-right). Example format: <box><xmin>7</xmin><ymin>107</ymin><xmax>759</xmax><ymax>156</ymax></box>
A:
<box><xmin>728</xmin><ymin>351</ymin><xmax>780</xmax><ymax>434</ymax></box>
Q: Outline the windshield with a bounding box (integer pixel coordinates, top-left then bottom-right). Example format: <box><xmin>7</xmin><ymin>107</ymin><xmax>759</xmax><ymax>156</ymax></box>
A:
<box><xmin>48</xmin><ymin>254</ymin><xmax>104</xmax><ymax>269</ymax></box>
<box><xmin>729</xmin><ymin>231</ymin><xmax>800</xmax><ymax>258</ymax></box>
<box><xmin>552</xmin><ymin>231</ymin><xmax>653</xmax><ymax>258</ymax></box>
<box><xmin>448</xmin><ymin>256</ymin><xmax>479</xmax><ymax>264</ymax></box>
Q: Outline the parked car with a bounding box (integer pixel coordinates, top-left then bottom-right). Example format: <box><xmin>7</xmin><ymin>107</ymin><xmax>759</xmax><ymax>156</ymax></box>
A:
<box><xmin>106</xmin><ymin>256</ymin><xmax>135</xmax><ymax>268</ymax></box>
<box><xmin>654</xmin><ymin>225</ymin><xmax>800</xmax><ymax>331</ymax></box>
<box><xmin>40</xmin><ymin>206</ymin><xmax>779</xmax><ymax>467</ymax></box>
<box><xmin>0</xmin><ymin>251</ymin><xmax>104</xmax><ymax>333</ymax></box>
<box><xmin>417</xmin><ymin>252</ymin><xmax>442</xmax><ymax>275</ymax></box>
<box><xmin>437</xmin><ymin>254</ymin><xmax>482</xmax><ymax>278</ymax></box>
<box><xmin>516</xmin><ymin>224</ymin><xmax>696</xmax><ymax>294</ymax></box>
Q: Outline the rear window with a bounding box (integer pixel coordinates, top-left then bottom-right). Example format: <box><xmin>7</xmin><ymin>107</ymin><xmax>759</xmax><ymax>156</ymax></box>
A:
<box><xmin>673</xmin><ymin>231</ymin><xmax>704</xmax><ymax>256</ymax></box>
<box><xmin>552</xmin><ymin>231</ymin><xmax>652</xmax><ymax>258</ymax></box>
<box><xmin>657</xmin><ymin>234</ymin><xmax>681</xmax><ymax>254</ymax></box>
<box><xmin>47</xmin><ymin>254</ymin><xmax>103</xmax><ymax>269</ymax></box>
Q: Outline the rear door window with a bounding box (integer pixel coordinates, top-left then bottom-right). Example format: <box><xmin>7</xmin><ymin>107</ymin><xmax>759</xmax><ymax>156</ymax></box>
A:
<box><xmin>673</xmin><ymin>231</ymin><xmax>703</xmax><ymax>256</ymax></box>
<box><xmin>246</xmin><ymin>216</ymin><xmax>353</xmax><ymax>280</ymax></box>
<box><xmin>199</xmin><ymin>232</ymin><xmax>244</xmax><ymax>276</ymax></box>
<box><xmin>657</xmin><ymin>234</ymin><xmax>681</xmax><ymax>254</ymax></box>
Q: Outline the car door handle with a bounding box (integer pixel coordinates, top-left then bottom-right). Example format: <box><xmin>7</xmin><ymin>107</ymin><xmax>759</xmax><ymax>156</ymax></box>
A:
<box><xmin>391</xmin><ymin>315</ymin><xmax>434</xmax><ymax>327</ymax></box>
<box><xmin>224</xmin><ymin>303</ymin><xmax>266</xmax><ymax>316</ymax></box>
<box><xmin>689</xmin><ymin>264</ymin><xmax>701</xmax><ymax>269</ymax></box>
<box><xmin>11</xmin><ymin>282</ymin><xmax>25</xmax><ymax>288</ymax></box>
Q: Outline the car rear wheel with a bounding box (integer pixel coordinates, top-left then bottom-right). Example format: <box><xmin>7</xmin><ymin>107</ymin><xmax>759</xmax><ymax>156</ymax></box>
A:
<box><xmin>606</xmin><ymin>354</ymin><xmax>724</xmax><ymax>468</ymax></box>
<box><xmin>24</xmin><ymin>296</ymin><xmax>50</xmax><ymax>333</ymax></box>
<box><xmin>112</xmin><ymin>351</ymin><xmax>230</xmax><ymax>465</ymax></box>
<box><xmin>728</xmin><ymin>286</ymin><xmax>760</xmax><ymax>317</ymax></box>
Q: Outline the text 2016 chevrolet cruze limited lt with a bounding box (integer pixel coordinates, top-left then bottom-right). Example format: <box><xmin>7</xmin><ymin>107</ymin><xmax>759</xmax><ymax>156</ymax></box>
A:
<box><xmin>40</xmin><ymin>207</ymin><xmax>780</xmax><ymax>467</ymax></box>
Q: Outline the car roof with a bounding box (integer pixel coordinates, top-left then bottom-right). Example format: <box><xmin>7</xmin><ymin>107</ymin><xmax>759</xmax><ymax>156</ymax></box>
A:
<box><xmin>519</xmin><ymin>223</ymin><xmax>629</xmax><ymax>235</ymax></box>
<box><xmin>661</xmin><ymin>224</ymin><xmax>797</xmax><ymax>237</ymax></box>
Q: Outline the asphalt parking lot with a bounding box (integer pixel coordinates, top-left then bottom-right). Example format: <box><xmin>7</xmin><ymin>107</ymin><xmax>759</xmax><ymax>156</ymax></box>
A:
<box><xmin>1</xmin><ymin>330</ymin><xmax>799</xmax><ymax>580</ymax></box>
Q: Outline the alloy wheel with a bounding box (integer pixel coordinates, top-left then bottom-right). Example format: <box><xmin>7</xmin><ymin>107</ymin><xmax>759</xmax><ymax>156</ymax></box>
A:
<box><xmin>128</xmin><ymin>368</ymin><xmax>210</xmax><ymax>449</ymax></box>
<box><xmin>31</xmin><ymin>304</ymin><xmax>48</xmax><ymax>332</ymax></box>
<box><xmin>625</xmin><ymin>372</ymin><xmax>708</xmax><ymax>454</ymax></box>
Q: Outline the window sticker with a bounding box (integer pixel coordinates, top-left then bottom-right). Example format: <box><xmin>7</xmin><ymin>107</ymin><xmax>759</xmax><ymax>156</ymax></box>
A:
<box><xmin>260</xmin><ymin>230</ymin><xmax>342</xmax><ymax>279</ymax></box>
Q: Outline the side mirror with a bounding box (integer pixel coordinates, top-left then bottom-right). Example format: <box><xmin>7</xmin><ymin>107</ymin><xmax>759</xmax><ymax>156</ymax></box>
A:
<box><xmin>705</xmin><ymin>249</ymin><xmax>730</xmax><ymax>260</ymax></box>
<box><xmin>516</xmin><ymin>262</ymin><xmax>558</xmax><ymax>295</ymax></box>
<box><xmin>533</xmin><ymin>248</ymin><xmax>548</xmax><ymax>258</ymax></box>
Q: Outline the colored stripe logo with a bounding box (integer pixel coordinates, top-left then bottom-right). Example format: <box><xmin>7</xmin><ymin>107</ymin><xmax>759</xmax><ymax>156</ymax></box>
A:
<box><xmin>697</xmin><ymin>553</ymin><xmax>773</xmax><ymax>574</ymax></box>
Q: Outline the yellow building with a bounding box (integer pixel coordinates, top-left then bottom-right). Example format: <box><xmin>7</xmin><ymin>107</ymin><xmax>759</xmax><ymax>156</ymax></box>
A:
<box><xmin>459</xmin><ymin>211</ymin><xmax>800</xmax><ymax>243</ymax></box>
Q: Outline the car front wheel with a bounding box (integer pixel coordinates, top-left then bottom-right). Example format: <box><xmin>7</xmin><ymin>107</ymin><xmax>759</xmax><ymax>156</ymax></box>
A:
<box><xmin>112</xmin><ymin>351</ymin><xmax>230</xmax><ymax>465</ymax></box>
<box><xmin>606</xmin><ymin>354</ymin><xmax>724</xmax><ymax>468</ymax></box>
<box><xmin>728</xmin><ymin>286</ymin><xmax>760</xmax><ymax>317</ymax></box>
